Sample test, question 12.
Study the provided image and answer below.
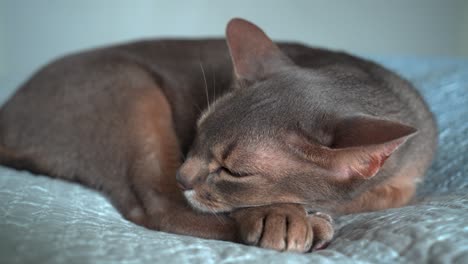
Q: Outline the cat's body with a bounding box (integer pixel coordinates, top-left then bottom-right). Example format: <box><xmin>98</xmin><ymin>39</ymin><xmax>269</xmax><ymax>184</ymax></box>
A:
<box><xmin>0</xmin><ymin>19</ymin><xmax>436</xmax><ymax>252</ymax></box>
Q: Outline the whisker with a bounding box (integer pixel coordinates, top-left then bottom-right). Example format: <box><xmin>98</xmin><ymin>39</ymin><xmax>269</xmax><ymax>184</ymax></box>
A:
<box><xmin>199</xmin><ymin>62</ymin><xmax>210</xmax><ymax>111</ymax></box>
<box><xmin>203</xmin><ymin>199</ymin><xmax>226</xmax><ymax>225</ymax></box>
<box><xmin>212</xmin><ymin>68</ymin><xmax>216</xmax><ymax>105</ymax></box>
<box><xmin>209</xmin><ymin>205</ymin><xmax>225</xmax><ymax>224</ymax></box>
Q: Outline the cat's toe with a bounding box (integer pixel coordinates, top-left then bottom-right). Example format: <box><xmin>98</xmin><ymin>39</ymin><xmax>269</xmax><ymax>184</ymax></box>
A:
<box><xmin>307</xmin><ymin>212</ymin><xmax>334</xmax><ymax>251</ymax></box>
<box><xmin>258</xmin><ymin>214</ymin><xmax>288</xmax><ymax>251</ymax></box>
<box><xmin>231</xmin><ymin>208</ymin><xmax>265</xmax><ymax>246</ymax></box>
<box><xmin>242</xmin><ymin>215</ymin><xmax>265</xmax><ymax>245</ymax></box>
<box><xmin>285</xmin><ymin>214</ymin><xmax>313</xmax><ymax>252</ymax></box>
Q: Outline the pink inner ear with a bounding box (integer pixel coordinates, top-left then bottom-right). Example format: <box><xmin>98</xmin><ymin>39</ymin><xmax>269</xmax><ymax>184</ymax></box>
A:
<box><xmin>342</xmin><ymin>138</ymin><xmax>404</xmax><ymax>179</ymax></box>
<box><xmin>330</xmin><ymin>115</ymin><xmax>418</xmax><ymax>179</ymax></box>
<box><xmin>225</xmin><ymin>18</ymin><xmax>292</xmax><ymax>81</ymax></box>
<box><xmin>358</xmin><ymin>154</ymin><xmax>385</xmax><ymax>178</ymax></box>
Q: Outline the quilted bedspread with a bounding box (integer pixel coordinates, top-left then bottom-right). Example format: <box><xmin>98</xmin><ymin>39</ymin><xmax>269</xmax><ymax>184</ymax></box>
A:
<box><xmin>1</xmin><ymin>57</ymin><xmax>467</xmax><ymax>264</ymax></box>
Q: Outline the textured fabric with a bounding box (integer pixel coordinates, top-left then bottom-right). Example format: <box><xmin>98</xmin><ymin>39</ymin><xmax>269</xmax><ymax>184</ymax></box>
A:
<box><xmin>1</xmin><ymin>57</ymin><xmax>467</xmax><ymax>264</ymax></box>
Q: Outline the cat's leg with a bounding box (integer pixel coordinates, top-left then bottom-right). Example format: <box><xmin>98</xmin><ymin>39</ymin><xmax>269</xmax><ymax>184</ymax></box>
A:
<box><xmin>0</xmin><ymin>144</ymin><xmax>149</xmax><ymax>226</ymax></box>
<box><xmin>125</xmin><ymin>86</ymin><xmax>238</xmax><ymax>241</ymax></box>
<box><xmin>335</xmin><ymin>171</ymin><xmax>418</xmax><ymax>214</ymax></box>
<box><xmin>230</xmin><ymin>204</ymin><xmax>334</xmax><ymax>252</ymax></box>
<box><xmin>103</xmin><ymin>179</ymin><xmax>148</xmax><ymax>226</ymax></box>
<box><xmin>0</xmin><ymin>65</ymin><xmax>237</xmax><ymax>241</ymax></box>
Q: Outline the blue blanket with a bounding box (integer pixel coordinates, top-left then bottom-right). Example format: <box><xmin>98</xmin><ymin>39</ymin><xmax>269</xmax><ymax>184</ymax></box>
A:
<box><xmin>1</xmin><ymin>57</ymin><xmax>467</xmax><ymax>263</ymax></box>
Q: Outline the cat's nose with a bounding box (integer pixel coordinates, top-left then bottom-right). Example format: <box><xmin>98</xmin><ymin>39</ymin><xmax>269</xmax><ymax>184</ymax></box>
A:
<box><xmin>176</xmin><ymin>170</ymin><xmax>193</xmax><ymax>191</ymax></box>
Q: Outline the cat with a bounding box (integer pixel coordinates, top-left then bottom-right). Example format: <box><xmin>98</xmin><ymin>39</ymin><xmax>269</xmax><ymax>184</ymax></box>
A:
<box><xmin>0</xmin><ymin>18</ymin><xmax>437</xmax><ymax>252</ymax></box>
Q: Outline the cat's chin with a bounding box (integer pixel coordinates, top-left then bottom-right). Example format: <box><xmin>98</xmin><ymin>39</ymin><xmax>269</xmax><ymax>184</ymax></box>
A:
<box><xmin>183</xmin><ymin>190</ymin><xmax>233</xmax><ymax>213</ymax></box>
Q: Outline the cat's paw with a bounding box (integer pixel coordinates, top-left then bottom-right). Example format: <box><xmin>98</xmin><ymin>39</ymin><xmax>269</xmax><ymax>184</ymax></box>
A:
<box><xmin>231</xmin><ymin>204</ymin><xmax>316</xmax><ymax>252</ymax></box>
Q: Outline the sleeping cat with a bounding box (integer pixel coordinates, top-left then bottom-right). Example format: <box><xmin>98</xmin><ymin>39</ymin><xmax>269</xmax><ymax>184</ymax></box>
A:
<box><xmin>0</xmin><ymin>18</ymin><xmax>437</xmax><ymax>252</ymax></box>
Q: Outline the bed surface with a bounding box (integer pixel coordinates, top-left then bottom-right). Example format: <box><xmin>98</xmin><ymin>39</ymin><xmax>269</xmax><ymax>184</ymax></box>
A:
<box><xmin>1</xmin><ymin>57</ymin><xmax>467</xmax><ymax>264</ymax></box>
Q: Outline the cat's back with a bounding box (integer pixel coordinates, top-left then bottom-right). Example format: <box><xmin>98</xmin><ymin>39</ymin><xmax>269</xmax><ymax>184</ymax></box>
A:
<box><xmin>1</xmin><ymin>39</ymin><xmax>436</xmax><ymax>150</ymax></box>
<box><xmin>0</xmin><ymin>39</ymin><xmax>230</xmax><ymax>122</ymax></box>
<box><xmin>281</xmin><ymin>42</ymin><xmax>436</xmax><ymax>130</ymax></box>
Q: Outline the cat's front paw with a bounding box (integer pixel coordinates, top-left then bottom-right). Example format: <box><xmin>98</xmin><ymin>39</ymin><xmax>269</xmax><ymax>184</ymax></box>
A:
<box><xmin>231</xmin><ymin>204</ymin><xmax>326</xmax><ymax>252</ymax></box>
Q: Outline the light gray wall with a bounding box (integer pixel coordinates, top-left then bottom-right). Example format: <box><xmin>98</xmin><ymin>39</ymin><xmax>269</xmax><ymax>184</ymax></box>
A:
<box><xmin>460</xmin><ymin>1</ymin><xmax>468</xmax><ymax>56</ymax></box>
<box><xmin>1</xmin><ymin>0</ymin><xmax>467</xmax><ymax>99</ymax></box>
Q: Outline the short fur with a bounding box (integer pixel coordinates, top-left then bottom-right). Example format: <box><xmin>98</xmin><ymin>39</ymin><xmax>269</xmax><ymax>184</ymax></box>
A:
<box><xmin>0</xmin><ymin>18</ymin><xmax>436</xmax><ymax>252</ymax></box>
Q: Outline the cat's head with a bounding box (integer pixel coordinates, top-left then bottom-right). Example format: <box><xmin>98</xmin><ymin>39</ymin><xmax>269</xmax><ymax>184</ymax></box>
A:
<box><xmin>177</xmin><ymin>18</ymin><xmax>417</xmax><ymax>213</ymax></box>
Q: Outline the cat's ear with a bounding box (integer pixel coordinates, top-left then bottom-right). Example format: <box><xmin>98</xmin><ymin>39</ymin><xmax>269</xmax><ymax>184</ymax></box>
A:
<box><xmin>288</xmin><ymin>115</ymin><xmax>417</xmax><ymax>180</ymax></box>
<box><xmin>328</xmin><ymin>115</ymin><xmax>417</xmax><ymax>179</ymax></box>
<box><xmin>226</xmin><ymin>18</ymin><xmax>293</xmax><ymax>83</ymax></box>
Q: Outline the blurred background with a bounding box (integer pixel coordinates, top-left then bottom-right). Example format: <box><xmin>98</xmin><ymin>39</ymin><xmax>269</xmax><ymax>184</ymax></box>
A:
<box><xmin>1</xmin><ymin>0</ymin><xmax>467</xmax><ymax>102</ymax></box>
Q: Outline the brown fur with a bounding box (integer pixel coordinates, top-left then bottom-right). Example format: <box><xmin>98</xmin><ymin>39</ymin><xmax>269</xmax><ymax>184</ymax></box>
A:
<box><xmin>335</xmin><ymin>165</ymin><xmax>421</xmax><ymax>214</ymax></box>
<box><xmin>0</xmin><ymin>18</ymin><xmax>436</xmax><ymax>252</ymax></box>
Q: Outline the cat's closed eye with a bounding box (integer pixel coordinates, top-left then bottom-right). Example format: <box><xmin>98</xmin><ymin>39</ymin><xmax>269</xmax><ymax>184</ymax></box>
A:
<box><xmin>216</xmin><ymin>166</ymin><xmax>252</xmax><ymax>177</ymax></box>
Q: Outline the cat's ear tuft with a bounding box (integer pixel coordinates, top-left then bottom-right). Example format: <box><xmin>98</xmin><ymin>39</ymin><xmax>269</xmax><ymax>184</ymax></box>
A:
<box><xmin>330</xmin><ymin>115</ymin><xmax>418</xmax><ymax>180</ymax></box>
<box><xmin>226</xmin><ymin>18</ymin><xmax>293</xmax><ymax>83</ymax></box>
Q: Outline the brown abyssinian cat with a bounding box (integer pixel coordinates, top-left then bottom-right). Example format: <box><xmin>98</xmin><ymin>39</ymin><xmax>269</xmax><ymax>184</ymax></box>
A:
<box><xmin>0</xmin><ymin>18</ymin><xmax>437</xmax><ymax>252</ymax></box>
